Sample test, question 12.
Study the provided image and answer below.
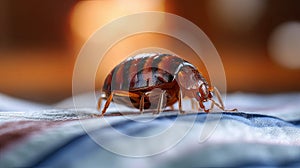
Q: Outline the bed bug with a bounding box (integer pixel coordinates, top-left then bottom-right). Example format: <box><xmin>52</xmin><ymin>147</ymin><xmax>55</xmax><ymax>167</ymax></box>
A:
<box><xmin>97</xmin><ymin>53</ymin><xmax>237</xmax><ymax>115</ymax></box>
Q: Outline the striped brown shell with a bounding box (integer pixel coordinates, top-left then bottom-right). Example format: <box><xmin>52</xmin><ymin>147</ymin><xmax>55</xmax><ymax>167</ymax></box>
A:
<box><xmin>102</xmin><ymin>53</ymin><xmax>209</xmax><ymax>109</ymax></box>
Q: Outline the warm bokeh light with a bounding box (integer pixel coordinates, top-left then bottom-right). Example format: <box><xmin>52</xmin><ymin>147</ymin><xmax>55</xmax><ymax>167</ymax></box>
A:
<box><xmin>208</xmin><ymin>0</ymin><xmax>266</xmax><ymax>32</ymax></box>
<box><xmin>70</xmin><ymin>0</ymin><xmax>165</xmax><ymax>41</ymax></box>
<box><xmin>70</xmin><ymin>0</ymin><xmax>166</xmax><ymax>93</ymax></box>
<box><xmin>1</xmin><ymin>1</ymin><xmax>300</xmax><ymax>103</ymax></box>
<box><xmin>268</xmin><ymin>21</ymin><xmax>300</xmax><ymax>69</ymax></box>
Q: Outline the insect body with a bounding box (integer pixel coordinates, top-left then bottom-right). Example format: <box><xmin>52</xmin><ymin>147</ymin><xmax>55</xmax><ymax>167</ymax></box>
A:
<box><xmin>98</xmin><ymin>53</ymin><xmax>236</xmax><ymax>115</ymax></box>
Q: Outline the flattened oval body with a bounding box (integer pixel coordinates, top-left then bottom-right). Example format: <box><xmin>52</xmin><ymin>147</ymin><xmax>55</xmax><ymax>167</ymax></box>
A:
<box><xmin>102</xmin><ymin>53</ymin><xmax>209</xmax><ymax>109</ymax></box>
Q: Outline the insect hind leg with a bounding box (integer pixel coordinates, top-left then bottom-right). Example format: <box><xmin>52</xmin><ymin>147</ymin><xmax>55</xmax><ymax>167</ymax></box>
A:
<box><xmin>98</xmin><ymin>90</ymin><xmax>141</xmax><ymax>116</ymax></box>
<box><xmin>100</xmin><ymin>92</ymin><xmax>114</xmax><ymax>116</ymax></box>
<box><xmin>97</xmin><ymin>92</ymin><xmax>106</xmax><ymax>111</ymax></box>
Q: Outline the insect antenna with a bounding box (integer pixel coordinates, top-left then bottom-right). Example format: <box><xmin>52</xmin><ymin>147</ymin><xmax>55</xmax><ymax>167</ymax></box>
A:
<box><xmin>209</xmin><ymin>86</ymin><xmax>238</xmax><ymax>112</ymax></box>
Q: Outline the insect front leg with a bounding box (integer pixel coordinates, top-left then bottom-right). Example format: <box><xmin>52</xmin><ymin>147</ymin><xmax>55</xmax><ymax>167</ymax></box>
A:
<box><xmin>212</xmin><ymin>87</ymin><xmax>225</xmax><ymax>109</ymax></box>
<box><xmin>210</xmin><ymin>87</ymin><xmax>238</xmax><ymax>112</ymax></box>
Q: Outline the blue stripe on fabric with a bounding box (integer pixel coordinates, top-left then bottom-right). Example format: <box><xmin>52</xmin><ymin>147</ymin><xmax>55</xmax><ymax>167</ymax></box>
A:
<box><xmin>220</xmin><ymin>112</ymin><xmax>300</xmax><ymax>128</ymax></box>
<box><xmin>31</xmin><ymin>133</ymin><xmax>100</xmax><ymax>168</ymax></box>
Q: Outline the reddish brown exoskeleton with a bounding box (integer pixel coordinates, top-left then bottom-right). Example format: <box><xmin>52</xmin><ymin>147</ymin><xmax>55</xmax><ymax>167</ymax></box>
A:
<box><xmin>98</xmin><ymin>53</ymin><xmax>237</xmax><ymax>115</ymax></box>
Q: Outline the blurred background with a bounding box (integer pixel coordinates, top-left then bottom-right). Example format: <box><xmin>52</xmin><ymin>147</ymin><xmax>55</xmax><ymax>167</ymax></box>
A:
<box><xmin>0</xmin><ymin>0</ymin><xmax>300</xmax><ymax>104</ymax></box>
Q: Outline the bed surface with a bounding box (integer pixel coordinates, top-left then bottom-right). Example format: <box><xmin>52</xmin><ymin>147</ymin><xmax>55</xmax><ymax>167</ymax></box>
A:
<box><xmin>1</xmin><ymin>93</ymin><xmax>300</xmax><ymax>167</ymax></box>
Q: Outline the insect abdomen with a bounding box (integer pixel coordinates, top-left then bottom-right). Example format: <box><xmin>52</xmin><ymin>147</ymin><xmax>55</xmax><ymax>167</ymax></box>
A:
<box><xmin>103</xmin><ymin>53</ymin><xmax>186</xmax><ymax>93</ymax></box>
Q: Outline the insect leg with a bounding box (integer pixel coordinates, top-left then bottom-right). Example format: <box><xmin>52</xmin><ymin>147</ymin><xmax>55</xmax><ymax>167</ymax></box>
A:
<box><xmin>101</xmin><ymin>91</ymin><xmax>114</xmax><ymax>115</ymax></box>
<box><xmin>208</xmin><ymin>99</ymin><xmax>224</xmax><ymax>111</ymax></box>
<box><xmin>191</xmin><ymin>98</ymin><xmax>198</xmax><ymax>110</ymax></box>
<box><xmin>97</xmin><ymin>91</ymin><xmax>107</xmax><ymax>110</ymax></box>
<box><xmin>208</xmin><ymin>100</ymin><xmax>215</xmax><ymax>111</ymax></box>
<box><xmin>139</xmin><ymin>94</ymin><xmax>145</xmax><ymax>114</ymax></box>
<box><xmin>111</xmin><ymin>90</ymin><xmax>140</xmax><ymax>98</ymax></box>
<box><xmin>178</xmin><ymin>89</ymin><xmax>184</xmax><ymax>114</ymax></box>
<box><xmin>101</xmin><ymin>90</ymin><xmax>141</xmax><ymax>115</ymax></box>
<box><xmin>210</xmin><ymin>87</ymin><xmax>238</xmax><ymax>112</ymax></box>
<box><xmin>157</xmin><ymin>90</ymin><xmax>167</xmax><ymax>114</ymax></box>
<box><xmin>213</xmin><ymin>86</ymin><xmax>224</xmax><ymax>109</ymax></box>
